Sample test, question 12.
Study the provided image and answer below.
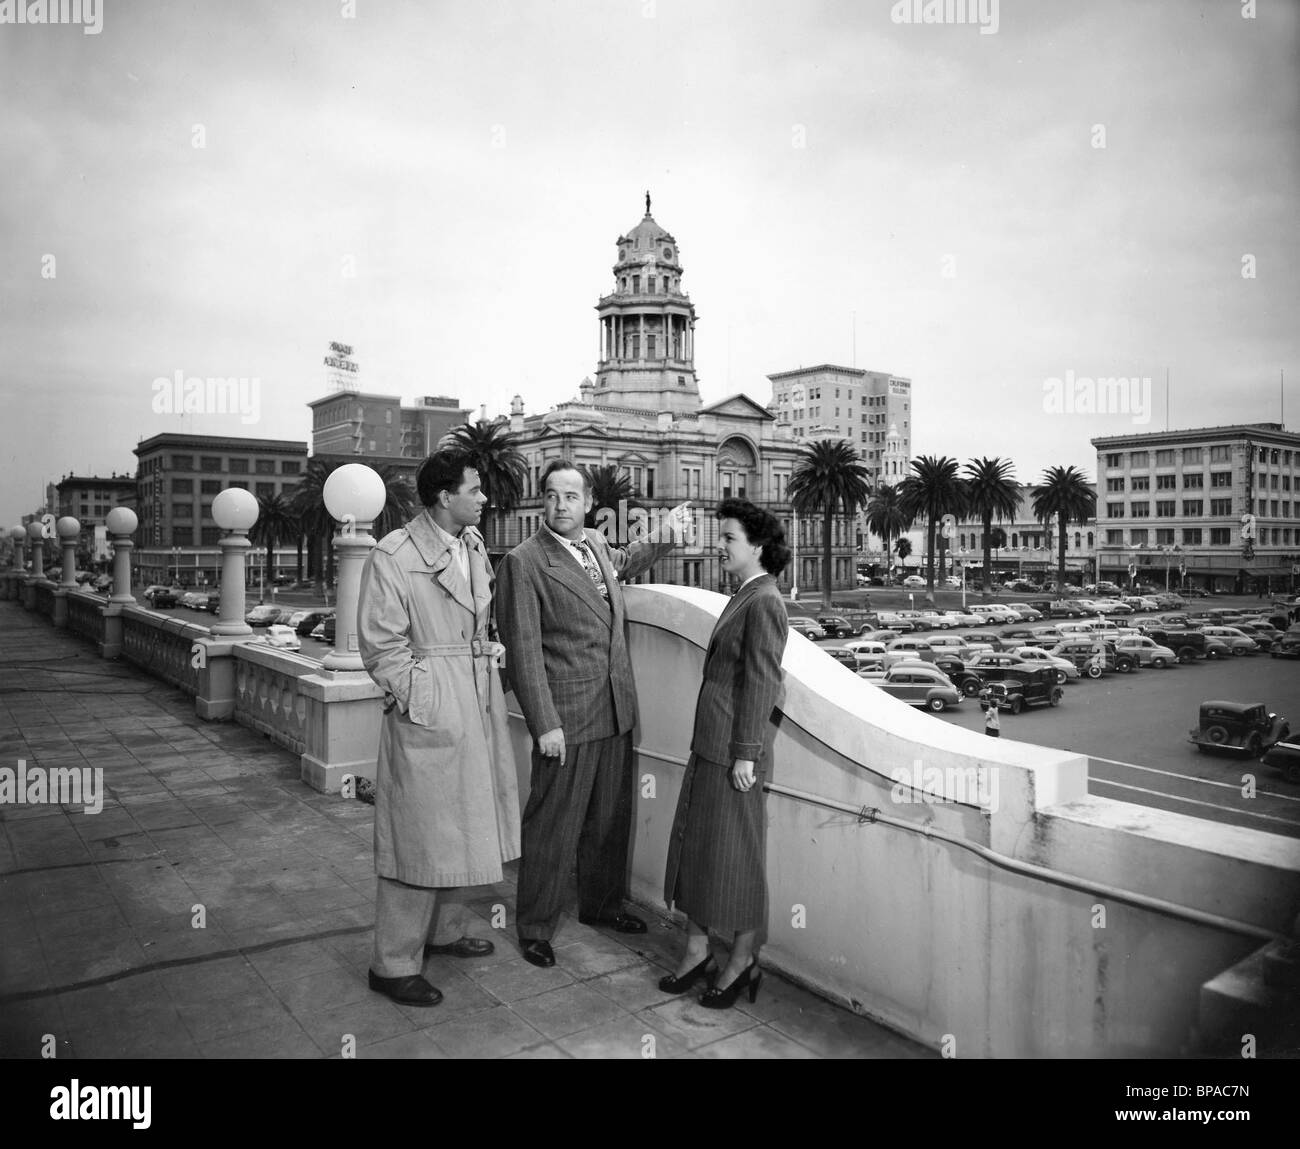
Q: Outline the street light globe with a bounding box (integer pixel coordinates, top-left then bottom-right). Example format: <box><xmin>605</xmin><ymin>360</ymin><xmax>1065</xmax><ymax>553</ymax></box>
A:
<box><xmin>26</xmin><ymin>521</ymin><xmax>44</xmax><ymax>541</ymax></box>
<box><xmin>323</xmin><ymin>463</ymin><xmax>386</xmax><ymax>524</ymax></box>
<box><xmin>212</xmin><ymin>487</ymin><xmax>259</xmax><ymax>531</ymax></box>
<box><xmin>57</xmin><ymin>516</ymin><xmax>81</xmax><ymax>540</ymax></box>
<box><xmin>9</xmin><ymin>525</ymin><xmax>25</xmax><ymax>542</ymax></box>
<box><xmin>105</xmin><ymin>507</ymin><xmax>138</xmax><ymax>536</ymax></box>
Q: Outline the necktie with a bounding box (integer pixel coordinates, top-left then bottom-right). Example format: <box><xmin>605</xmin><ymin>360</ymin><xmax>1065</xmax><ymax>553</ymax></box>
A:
<box><xmin>573</xmin><ymin>538</ymin><xmax>609</xmax><ymax>601</ymax></box>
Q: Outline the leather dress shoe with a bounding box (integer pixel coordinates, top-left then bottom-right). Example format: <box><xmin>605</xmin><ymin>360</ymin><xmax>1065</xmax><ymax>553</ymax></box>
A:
<box><xmin>578</xmin><ymin>911</ymin><xmax>647</xmax><ymax>934</ymax></box>
<box><xmin>367</xmin><ymin>970</ymin><xmax>443</xmax><ymax>1007</ymax></box>
<box><xmin>520</xmin><ymin>939</ymin><xmax>555</xmax><ymax>968</ymax></box>
<box><xmin>424</xmin><ymin>936</ymin><xmax>495</xmax><ymax>959</ymax></box>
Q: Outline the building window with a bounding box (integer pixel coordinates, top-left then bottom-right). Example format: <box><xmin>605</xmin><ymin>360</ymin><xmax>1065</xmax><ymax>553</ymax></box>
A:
<box><xmin>1182</xmin><ymin>499</ymin><xmax>1203</xmax><ymax>516</ymax></box>
<box><xmin>1130</xmin><ymin>451</ymin><xmax>1149</xmax><ymax>468</ymax></box>
<box><xmin>172</xmin><ymin>479</ymin><xmax>193</xmax><ymax>494</ymax></box>
<box><xmin>1183</xmin><ymin>473</ymin><xmax>1203</xmax><ymax>488</ymax></box>
<box><xmin>1182</xmin><ymin>528</ymin><xmax>1202</xmax><ymax>545</ymax></box>
<box><xmin>1156</xmin><ymin>528</ymin><xmax>1175</xmax><ymax>545</ymax></box>
<box><xmin>1210</xmin><ymin>498</ymin><xmax>1233</xmax><ymax>515</ymax></box>
<box><xmin>1106</xmin><ymin>502</ymin><xmax>1125</xmax><ymax>518</ymax></box>
<box><xmin>1156</xmin><ymin>500</ymin><xmax>1175</xmax><ymax>517</ymax></box>
<box><xmin>172</xmin><ymin>503</ymin><xmax>193</xmax><ymax>518</ymax></box>
<box><xmin>1209</xmin><ymin>445</ymin><xmax>1230</xmax><ymax>462</ymax></box>
<box><xmin>1130</xmin><ymin>502</ymin><xmax>1150</xmax><ymax>518</ymax></box>
<box><xmin>228</xmin><ymin>481</ymin><xmax>248</xmax><ymax>490</ymax></box>
<box><xmin>1130</xmin><ymin>528</ymin><xmax>1148</xmax><ymax>546</ymax></box>
<box><xmin>1106</xmin><ymin>478</ymin><xmax>1125</xmax><ymax>492</ymax></box>
<box><xmin>1106</xmin><ymin>529</ymin><xmax>1123</xmax><ymax>544</ymax></box>
<box><xmin>172</xmin><ymin>527</ymin><xmax>193</xmax><ymax>545</ymax></box>
<box><xmin>200</xmin><ymin>456</ymin><xmax>222</xmax><ymax>472</ymax></box>
<box><xmin>229</xmin><ymin>458</ymin><xmax>249</xmax><ymax>473</ymax></box>
<box><xmin>1154</xmin><ymin>449</ymin><xmax>1175</xmax><ymax>466</ymax></box>
<box><xmin>255</xmin><ymin>483</ymin><xmax>275</xmax><ymax>498</ymax></box>
<box><xmin>201</xmin><ymin>527</ymin><xmax>221</xmax><ymax>546</ymax></box>
<box><xmin>1182</xmin><ymin>447</ymin><xmax>1202</xmax><ymax>465</ymax></box>
<box><xmin>632</xmin><ymin>275</ymin><xmax>640</xmax><ymax>293</ymax></box>
<box><xmin>282</xmin><ymin>461</ymin><xmax>301</xmax><ymax>475</ymax></box>
<box><xmin>1155</xmin><ymin>474</ymin><xmax>1176</xmax><ymax>490</ymax></box>
<box><xmin>1209</xmin><ymin>528</ymin><xmax>1230</xmax><ymax>545</ymax></box>
<box><xmin>1105</xmin><ymin>453</ymin><xmax>1122</xmax><ymax>468</ymax></box>
<box><xmin>256</xmin><ymin>459</ymin><xmax>276</xmax><ymax>474</ymax></box>
<box><xmin>170</xmin><ymin>455</ymin><xmax>194</xmax><ymax>470</ymax></box>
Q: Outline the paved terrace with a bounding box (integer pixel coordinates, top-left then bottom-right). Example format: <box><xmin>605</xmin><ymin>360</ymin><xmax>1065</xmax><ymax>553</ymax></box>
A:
<box><xmin>0</xmin><ymin>600</ymin><xmax>932</xmax><ymax>1060</ymax></box>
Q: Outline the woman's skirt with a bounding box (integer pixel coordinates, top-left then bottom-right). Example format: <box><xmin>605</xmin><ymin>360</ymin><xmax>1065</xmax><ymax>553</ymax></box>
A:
<box><xmin>662</xmin><ymin>751</ymin><xmax>768</xmax><ymax>934</ymax></box>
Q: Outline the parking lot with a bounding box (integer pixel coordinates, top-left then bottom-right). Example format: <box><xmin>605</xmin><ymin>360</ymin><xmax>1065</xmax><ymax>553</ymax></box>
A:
<box><xmin>809</xmin><ymin>592</ymin><xmax>1300</xmax><ymax>839</ymax></box>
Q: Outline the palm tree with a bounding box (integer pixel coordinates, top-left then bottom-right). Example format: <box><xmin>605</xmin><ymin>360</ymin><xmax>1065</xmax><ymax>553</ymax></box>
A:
<box><xmin>249</xmin><ymin>494</ymin><xmax>300</xmax><ymax>603</ymax></box>
<box><xmin>787</xmin><ymin>440</ymin><xmax>873</xmax><ymax>609</ymax></box>
<box><xmin>1031</xmin><ymin>465</ymin><xmax>1097</xmax><ymax>594</ymax></box>
<box><xmin>897</xmin><ymin>456</ymin><xmax>967</xmax><ymax>602</ymax></box>
<box><xmin>894</xmin><ymin>537</ymin><xmax>912</xmax><ymax>572</ymax></box>
<box><xmin>864</xmin><ymin>483</ymin><xmax>910</xmax><ymax>585</ymax></box>
<box><xmin>582</xmin><ymin>464</ymin><xmax>640</xmax><ymax>530</ymax></box>
<box><xmin>370</xmin><ymin>464</ymin><xmax>417</xmax><ymax>540</ymax></box>
<box><xmin>963</xmin><ymin>458</ymin><xmax>1019</xmax><ymax>596</ymax></box>
<box><xmin>989</xmin><ymin>526</ymin><xmax>1007</xmax><ymax>582</ymax></box>
<box><xmin>443</xmin><ymin>419</ymin><xmax>527</xmax><ymax>549</ymax></box>
<box><xmin>290</xmin><ymin>457</ymin><xmax>339</xmax><ymax>594</ymax></box>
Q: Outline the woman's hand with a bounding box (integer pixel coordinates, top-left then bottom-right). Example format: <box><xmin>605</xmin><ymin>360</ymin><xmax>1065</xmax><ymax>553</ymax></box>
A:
<box><xmin>731</xmin><ymin>759</ymin><xmax>756</xmax><ymax>792</ymax></box>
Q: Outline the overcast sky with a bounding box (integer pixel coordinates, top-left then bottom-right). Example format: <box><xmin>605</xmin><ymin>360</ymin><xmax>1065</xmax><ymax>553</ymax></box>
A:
<box><xmin>2</xmin><ymin>0</ymin><xmax>1297</xmax><ymax>527</ymax></box>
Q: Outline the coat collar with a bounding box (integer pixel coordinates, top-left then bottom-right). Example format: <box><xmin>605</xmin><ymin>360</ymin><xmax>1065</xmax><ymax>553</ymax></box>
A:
<box><xmin>406</xmin><ymin>510</ymin><xmax>482</xmax><ymax>617</ymax></box>
<box><xmin>537</xmin><ymin>526</ymin><xmax>614</xmax><ymax>630</ymax></box>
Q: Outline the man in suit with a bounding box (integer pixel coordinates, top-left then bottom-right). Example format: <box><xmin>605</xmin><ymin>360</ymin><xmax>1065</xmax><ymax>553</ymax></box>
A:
<box><xmin>495</xmin><ymin>460</ymin><xmax>691</xmax><ymax>968</ymax></box>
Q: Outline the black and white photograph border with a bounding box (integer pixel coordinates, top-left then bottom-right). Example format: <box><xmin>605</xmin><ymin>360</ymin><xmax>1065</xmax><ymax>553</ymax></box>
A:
<box><xmin>1</xmin><ymin>0</ymin><xmax>1297</xmax><ymax>1108</ymax></box>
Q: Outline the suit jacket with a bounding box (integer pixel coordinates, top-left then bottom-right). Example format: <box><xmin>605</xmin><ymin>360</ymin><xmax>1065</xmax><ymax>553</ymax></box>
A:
<box><xmin>495</xmin><ymin>525</ymin><xmax>675</xmax><ymax>745</ymax></box>
<box><xmin>690</xmin><ymin>574</ymin><xmax>788</xmax><ymax>764</ymax></box>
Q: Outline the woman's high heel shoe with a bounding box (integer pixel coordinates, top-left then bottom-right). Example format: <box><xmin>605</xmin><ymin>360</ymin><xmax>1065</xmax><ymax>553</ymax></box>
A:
<box><xmin>699</xmin><ymin>960</ymin><xmax>761</xmax><ymax>1009</ymax></box>
<box><xmin>658</xmin><ymin>954</ymin><xmax>717</xmax><ymax>994</ymax></box>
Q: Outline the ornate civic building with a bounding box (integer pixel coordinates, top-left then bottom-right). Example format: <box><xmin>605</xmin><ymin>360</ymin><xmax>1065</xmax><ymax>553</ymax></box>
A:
<box><xmin>491</xmin><ymin>196</ymin><xmax>858</xmax><ymax>595</ymax></box>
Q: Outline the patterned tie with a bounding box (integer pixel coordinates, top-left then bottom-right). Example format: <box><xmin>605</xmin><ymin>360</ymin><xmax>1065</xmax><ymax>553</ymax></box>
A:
<box><xmin>573</xmin><ymin>538</ymin><xmax>609</xmax><ymax>601</ymax></box>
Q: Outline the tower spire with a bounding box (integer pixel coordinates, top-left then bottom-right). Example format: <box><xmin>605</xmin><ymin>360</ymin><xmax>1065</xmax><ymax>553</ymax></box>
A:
<box><xmin>645</xmin><ymin>189</ymin><xmax>651</xmax><ymax>216</ymax></box>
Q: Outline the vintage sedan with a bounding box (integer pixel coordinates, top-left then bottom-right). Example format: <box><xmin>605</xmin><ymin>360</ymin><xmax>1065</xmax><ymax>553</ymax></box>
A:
<box><xmin>901</xmin><ymin>575</ymin><xmax>928</xmax><ymax>589</ymax></box>
<box><xmin>816</xmin><ymin>615</ymin><xmax>855</xmax><ymax>638</ymax></box>
<box><xmin>1188</xmin><ymin>701</ymin><xmax>1290</xmax><ymax>757</ymax></box>
<box><xmin>979</xmin><ymin>668</ymin><xmax>1064</xmax><ymax>714</ymax></box>
<box><xmin>789</xmin><ymin>617</ymin><xmax>826</xmax><ymax>640</ymax></box>
<box><xmin>1198</xmin><ymin>626</ymin><xmax>1263</xmax><ymax>656</ymax></box>
<box><xmin>1114</xmin><ymin>636</ymin><xmax>1178</xmax><ymax>669</ymax></box>
<box><xmin>872</xmin><ymin>664</ymin><xmax>963</xmax><ymax>712</ymax></box>
<box><xmin>1260</xmin><ymin>740</ymin><xmax>1300</xmax><ymax>784</ymax></box>
<box><xmin>1270</xmin><ymin>635</ymin><xmax>1300</xmax><ymax>659</ymax></box>
<box><xmin>1011</xmin><ymin>646</ymin><xmax>1080</xmax><ymax>682</ymax></box>
<box><xmin>954</xmin><ymin>652</ymin><xmax>1039</xmax><ymax>697</ymax></box>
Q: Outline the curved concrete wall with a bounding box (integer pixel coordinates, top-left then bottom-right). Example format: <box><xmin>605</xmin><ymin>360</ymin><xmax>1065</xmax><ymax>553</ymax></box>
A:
<box><xmin>509</xmin><ymin>584</ymin><xmax>1300</xmax><ymax>1057</ymax></box>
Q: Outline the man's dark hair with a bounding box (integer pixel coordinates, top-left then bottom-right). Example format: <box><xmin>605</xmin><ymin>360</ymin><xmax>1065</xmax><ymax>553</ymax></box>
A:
<box><xmin>416</xmin><ymin>449</ymin><xmax>477</xmax><ymax>507</ymax></box>
<box><xmin>717</xmin><ymin>497</ymin><xmax>791</xmax><ymax>576</ymax></box>
<box><xmin>540</xmin><ymin>458</ymin><xmax>591</xmax><ymax>494</ymax></box>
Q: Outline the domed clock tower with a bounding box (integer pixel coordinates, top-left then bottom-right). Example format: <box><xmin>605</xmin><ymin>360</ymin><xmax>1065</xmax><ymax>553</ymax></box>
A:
<box><xmin>593</xmin><ymin>193</ymin><xmax>701</xmax><ymax>413</ymax></box>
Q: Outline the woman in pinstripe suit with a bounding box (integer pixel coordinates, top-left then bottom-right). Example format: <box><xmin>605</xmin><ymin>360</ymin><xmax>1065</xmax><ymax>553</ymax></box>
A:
<box><xmin>661</xmin><ymin>498</ymin><xmax>790</xmax><ymax>1009</ymax></box>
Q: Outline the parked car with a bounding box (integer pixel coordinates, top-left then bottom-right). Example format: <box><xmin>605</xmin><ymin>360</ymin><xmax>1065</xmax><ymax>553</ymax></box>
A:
<box><xmin>1144</xmin><ymin>629</ymin><xmax>1231</xmax><ymax>663</ymax></box>
<box><xmin>953</xmin><ymin>653</ymin><xmax>1038</xmax><ymax>697</ymax></box>
<box><xmin>1003</xmin><ymin>604</ymin><xmax>1043</xmax><ymax>622</ymax></box>
<box><xmin>858</xmin><ymin>628</ymin><xmax>901</xmax><ymax>644</ymax></box>
<box><xmin>1197</xmin><ymin>626</ymin><xmax>1263</xmax><ymax>657</ymax></box>
<box><xmin>1261</xmin><ymin>740</ymin><xmax>1300</xmax><ymax>784</ymax></box>
<box><xmin>814</xmin><ymin>615</ymin><xmax>854</xmax><ymax>638</ymax></box>
<box><xmin>309</xmin><ymin>616</ymin><xmax>337</xmax><ymax>644</ymax></box>
<box><xmin>141</xmin><ymin>585</ymin><xmax>171</xmax><ymax>603</ymax></box>
<box><xmin>874</xmin><ymin>612</ymin><xmax>917</xmax><ymax>633</ymax></box>
<box><xmin>901</xmin><ymin>575</ymin><xmax>927</xmax><ymax>589</ymax></box>
<box><xmin>789</xmin><ymin>618</ymin><xmax>826</xmax><ymax>640</ymax></box>
<box><xmin>1270</xmin><ymin>635</ymin><xmax>1300</xmax><ymax>659</ymax></box>
<box><xmin>884</xmin><ymin>637</ymin><xmax>938</xmax><ymax>668</ymax></box>
<box><xmin>925</xmin><ymin>635</ymin><xmax>979</xmax><ymax>661</ymax></box>
<box><xmin>969</xmin><ymin>605</ymin><xmax>1019</xmax><ymax>625</ymax></box>
<box><xmin>1188</xmin><ymin>701</ymin><xmax>1290</xmax><ymax>758</ymax></box>
<box><xmin>1048</xmin><ymin>639</ymin><xmax>1138</xmax><ymax>678</ymax></box>
<box><xmin>292</xmin><ymin>609</ymin><xmax>335</xmax><ymax>637</ymax></box>
<box><xmin>872</xmin><ymin>664</ymin><xmax>963</xmax><ymax>712</ymax></box>
<box><xmin>1011</xmin><ymin>646</ymin><xmax>1079</xmax><ymax>683</ymax></box>
<box><xmin>151</xmin><ymin>589</ymin><xmax>178</xmax><ymax>609</ymax></box>
<box><xmin>1113</xmin><ymin>636</ymin><xmax>1177</xmax><ymax>669</ymax></box>
<box><xmin>892</xmin><ymin>610</ymin><xmax>935</xmax><ymax>631</ymax></box>
<box><xmin>979</xmin><ymin>668</ymin><xmax>1064</xmax><ymax>713</ymax></box>
<box><xmin>827</xmin><ymin>648</ymin><xmax>863</xmax><ymax>670</ymax></box>
<box><xmin>245</xmin><ymin>604</ymin><xmax>282</xmax><ymax>627</ymax></box>
<box><xmin>262</xmin><ymin>624</ymin><xmax>302</xmax><ymax>651</ymax></box>
<box><xmin>179</xmin><ymin>590</ymin><xmax>208</xmax><ymax>609</ymax></box>
<box><xmin>938</xmin><ymin>609</ymin><xmax>981</xmax><ymax>627</ymax></box>
<box><xmin>841</xmin><ymin>640</ymin><xmax>888</xmax><ymax>668</ymax></box>
<box><xmin>916</xmin><ymin>610</ymin><xmax>956</xmax><ymax>629</ymax></box>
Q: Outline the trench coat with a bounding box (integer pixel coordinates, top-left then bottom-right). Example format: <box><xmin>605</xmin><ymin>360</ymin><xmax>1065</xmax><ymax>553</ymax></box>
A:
<box><xmin>356</xmin><ymin>511</ymin><xmax>521</xmax><ymax>888</ymax></box>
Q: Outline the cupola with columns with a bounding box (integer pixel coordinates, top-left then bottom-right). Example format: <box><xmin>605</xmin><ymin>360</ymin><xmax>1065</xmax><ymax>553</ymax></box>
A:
<box><xmin>593</xmin><ymin>192</ymin><xmax>700</xmax><ymax>414</ymax></box>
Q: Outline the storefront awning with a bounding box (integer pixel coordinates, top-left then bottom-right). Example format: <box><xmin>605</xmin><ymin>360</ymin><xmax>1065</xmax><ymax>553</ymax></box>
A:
<box><xmin>1241</xmin><ymin>564</ymin><xmax>1291</xmax><ymax>577</ymax></box>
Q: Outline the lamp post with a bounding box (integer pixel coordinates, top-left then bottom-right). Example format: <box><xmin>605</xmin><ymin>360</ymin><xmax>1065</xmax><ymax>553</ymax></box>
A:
<box><xmin>52</xmin><ymin>517</ymin><xmax>81</xmax><ymax>628</ymax></box>
<box><xmin>171</xmin><ymin>545</ymin><xmax>180</xmax><ymax>586</ymax></box>
<box><xmin>9</xmin><ymin>525</ymin><xmax>26</xmax><ymax>570</ymax></box>
<box><xmin>322</xmin><ymin>463</ymin><xmax>386</xmax><ymax>672</ymax></box>
<box><xmin>211</xmin><ymin>488</ymin><xmax>257</xmax><ymax>637</ymax></box>
<box><xmin>26</xmin><ymin>521</ymin><xmax>46</xmax><ymax>580</ymax></box>
<box><xmin>790</xmin><ymin>508</ymin><xmax>799</xmax><ymax>601</ymax></box>
<box><xmin>104</xmin><ymin>508</ymin><xmax>137</xmax><ymax>603</ymax></box>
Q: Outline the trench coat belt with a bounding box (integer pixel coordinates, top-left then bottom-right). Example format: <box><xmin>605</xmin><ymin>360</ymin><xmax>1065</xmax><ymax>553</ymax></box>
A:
<box><xmin>412</xmin><ymin>640</ymin><xmax>492</xmax><ymax>657</ymax></box>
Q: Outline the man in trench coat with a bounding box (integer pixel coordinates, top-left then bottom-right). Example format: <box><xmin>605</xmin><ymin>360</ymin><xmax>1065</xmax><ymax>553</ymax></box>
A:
<box><xmin>356</xmin><ymin>449</ymin><xmax>521</xmax><ymax>1007</ymax></box>
<box><xmin>495</xmin><ymin>459</ymin><xmax>691</xmax><ymax>968</ymax></box>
